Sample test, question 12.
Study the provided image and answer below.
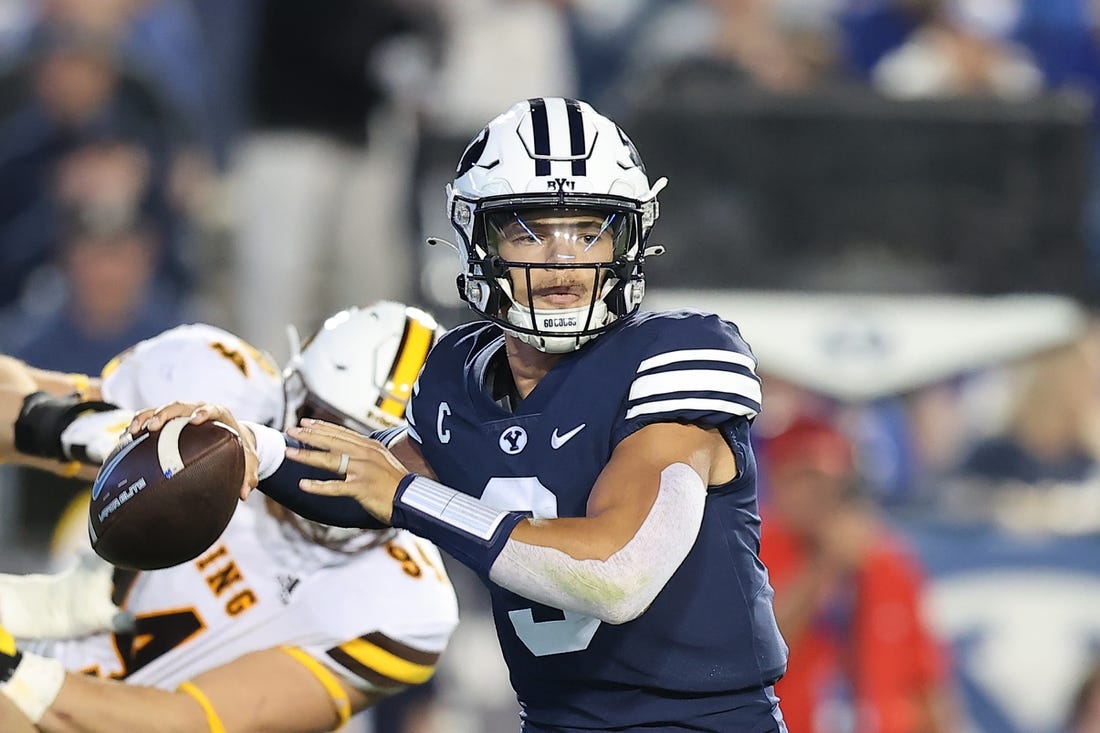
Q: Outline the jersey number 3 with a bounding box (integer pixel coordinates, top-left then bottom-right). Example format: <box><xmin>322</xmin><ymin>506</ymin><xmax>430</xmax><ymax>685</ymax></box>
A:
<box><xmin>481</xmin><ymin>477</ymin><xmax>601</xmax><ymax>657</ymax></box>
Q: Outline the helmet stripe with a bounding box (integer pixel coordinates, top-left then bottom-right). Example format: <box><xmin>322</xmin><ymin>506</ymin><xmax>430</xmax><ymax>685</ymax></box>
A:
<box><xmin>527</xmin><ymin>98</ymin><xmax>551</xmax><ymax>176</ymax></box>
<box><xmin>565</xmin><ymin>98</ymin><xmax>587</xmax><ymax>176</ymax></box>
<box><xmin>377</xmin><ymin>317</ymin><xmax>435</xmax><ymax>421</ymax></box>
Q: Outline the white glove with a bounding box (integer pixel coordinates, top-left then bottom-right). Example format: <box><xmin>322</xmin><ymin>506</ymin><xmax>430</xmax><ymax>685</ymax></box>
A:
<box><xmin>59</xmin><ymin>408</ymin><xmax>135</xmax><ymax>464</ymax></box>
<box><xmin>0</xmin><ymin>553</ymin><xmax>133</xmax><ymax>639</ymax></box>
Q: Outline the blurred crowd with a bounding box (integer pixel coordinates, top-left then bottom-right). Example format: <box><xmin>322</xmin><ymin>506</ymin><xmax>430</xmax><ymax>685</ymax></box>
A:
<box><xmin>2</xmin><ymin>0</ymin><xmax>1098</xmax><ymax>361</ymax></box>
<box><xmin>4</xmin><ymin>1</ymin><xmax>1100</xmax><ymax>732</ymax></box>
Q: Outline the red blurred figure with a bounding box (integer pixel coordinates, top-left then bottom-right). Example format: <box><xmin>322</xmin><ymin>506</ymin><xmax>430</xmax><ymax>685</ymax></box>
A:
<box><xmin>760</xmin><ymin>416</ymin><xmax>961</xmax><ymax>733</ymax></box>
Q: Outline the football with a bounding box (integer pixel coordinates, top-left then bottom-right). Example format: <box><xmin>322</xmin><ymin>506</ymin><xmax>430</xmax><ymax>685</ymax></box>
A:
<box><xmin>89</xmin><ymin>417</ymin><xmax>244</xmax><ymax>570</ymax></box>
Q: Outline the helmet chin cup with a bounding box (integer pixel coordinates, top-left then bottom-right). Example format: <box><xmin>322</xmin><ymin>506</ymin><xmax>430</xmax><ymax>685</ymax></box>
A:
<box><xmin>505</xmin><ymin>300</ymin><xmax>609</xmax><ymax>354</ymax></box>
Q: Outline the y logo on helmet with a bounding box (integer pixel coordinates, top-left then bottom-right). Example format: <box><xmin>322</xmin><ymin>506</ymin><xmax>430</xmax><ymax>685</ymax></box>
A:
<box><xmin>548</xmin><ymin>178</ymin><xmax>575</xmax><ymax>192</ymax></box>
<box><xmin>499</xmin><ymin>427</ymin><xmax>527</xmax><ymax>455</ymax></box>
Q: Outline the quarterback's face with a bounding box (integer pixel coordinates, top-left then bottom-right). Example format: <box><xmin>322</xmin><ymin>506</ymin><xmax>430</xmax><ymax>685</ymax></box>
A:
<box><xmin>489</xmin><ymin>208</ymin><xmax>620</xmax><ymax>310</ymax></box>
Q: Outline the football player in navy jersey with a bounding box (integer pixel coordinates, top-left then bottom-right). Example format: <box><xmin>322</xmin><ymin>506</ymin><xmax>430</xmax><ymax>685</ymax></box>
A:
<box><xmin>136</xmin><ymin>98</ymin><xmax>789</xmax><ymax>732</ymax></box>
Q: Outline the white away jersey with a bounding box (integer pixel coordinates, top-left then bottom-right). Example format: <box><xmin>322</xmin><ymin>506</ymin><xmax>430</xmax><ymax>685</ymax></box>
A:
<box><xmin>100</xmin><ymin>323</ymin><xmax>285</xmax><ymax>428</ymax></box>
<box><xmin>31</xmin><ymin>493</ymin><xmax>458</xmax><ymax>692</ymax></box>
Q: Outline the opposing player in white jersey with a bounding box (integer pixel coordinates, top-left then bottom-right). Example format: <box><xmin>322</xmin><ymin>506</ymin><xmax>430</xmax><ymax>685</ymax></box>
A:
<box><xmin>0</xmin><ymin>303</ymin><xmax>459</xmax><ymax>733</ymax></box>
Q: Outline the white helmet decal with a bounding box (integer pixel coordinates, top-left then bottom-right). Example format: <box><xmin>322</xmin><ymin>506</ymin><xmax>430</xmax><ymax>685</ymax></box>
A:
<box><xmin>446</xmin><ymin>98</ymin><xmax>666</xmax><ymax>353</ymax></box>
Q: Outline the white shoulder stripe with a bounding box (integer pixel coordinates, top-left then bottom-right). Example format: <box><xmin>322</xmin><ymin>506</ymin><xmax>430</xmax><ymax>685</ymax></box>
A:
<box><xmin>624</xmin><ymin>398</ymin><xmax>758</xmax><ymax>421</ymax></box>
<box><xmin>629</xmin><ymin>369</ymin><xmax>762</xmax><ymax>405</ymax></box>
<box><xmin>406</xmin><ymin>425</ymin><xmax>423</xmax><ymax>444</ymax></box>
<box><xmin>637</xmin><ymin>348</ymin><xmax>756</xmax><ymax>374</ymax></box>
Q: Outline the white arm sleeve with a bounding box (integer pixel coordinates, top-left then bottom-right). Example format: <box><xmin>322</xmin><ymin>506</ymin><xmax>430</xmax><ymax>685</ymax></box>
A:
<box><xmin>488</xmin><ymin>463</ymin><xmax>706</xmax><ymax>625</ymax></box>
<box><xmin>244</xmin><ymin>421</ymin><xmax>288</xmax><ymax>479</ymax></box>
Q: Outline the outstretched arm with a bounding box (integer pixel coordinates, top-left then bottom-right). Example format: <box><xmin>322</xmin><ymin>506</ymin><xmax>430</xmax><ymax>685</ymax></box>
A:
<box><xmin>0</xmin><ymin>356</ymin><xmax>111</xmax><ymax>479</ymax></box>
<box><xmin>127</xmin><ymin>399</ymin><xmax>738</xmax><ymax>624</ymax></box>
<box><xmin>1</xmin><ymin>632</ymin><xmax>382</xmax><ymax>733</ymax></box>
<box><xmin>127</xmin><ymin>401</ymin><xmax>728</xmax><ymax>625</ymax></box>
<box><xmin>0</xmin><ymin>355</ymin><xmax>102</xmax><ymax>401</ymax></box>
<box><xmin>0</xmin><ymin>693</ymin><xmax>35</xmax><ymax>733</ymax></box>
<box><xmin>286</xmin><ymin>418</ymin><xmax>737</xmax><ymax>624</ymax></box>
<box><xmin>0</xmin><ymin>355</ymin><xmax>38</xmax><ymax>459</ymax></box>
<box><xmin>39</xmin><ymin>648</ymin><xmax>379</xmax><ymax>733</ymax></box>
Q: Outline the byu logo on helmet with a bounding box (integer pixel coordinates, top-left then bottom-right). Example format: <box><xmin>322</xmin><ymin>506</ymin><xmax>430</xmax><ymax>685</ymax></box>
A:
<box><xmin>499</xmin><ymin>427</ymin><xmax>528</xmax><ymax>455</ymax></box>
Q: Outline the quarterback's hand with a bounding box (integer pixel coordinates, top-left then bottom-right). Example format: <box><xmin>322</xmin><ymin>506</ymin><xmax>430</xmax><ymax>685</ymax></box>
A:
<box><xmin>0</xmin><ymin>553</ymin><xmax>131</xmax><ymax>639</ymax></box>
<box><xmin>129</xmin><ymin>402</ymin><xmax>260</xmax><ymax>501</ymax></box>
<box><xmin>286</xmin><ymin>418</ymin><xmax>407</xmax><ymax>523</ymax></box>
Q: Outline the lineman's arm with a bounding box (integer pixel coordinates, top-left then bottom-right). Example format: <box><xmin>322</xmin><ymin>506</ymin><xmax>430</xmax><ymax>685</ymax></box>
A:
<box><xmin>25</xmin><ymin>367</ymin><xmax>102</xmax><ymax>401</ymax></box>
<box><xmin>285</xmin><ymin>419</ymin><xmax>737</xmax><ymax>624</ymax></box>
<box><xmin>0</xmin><ymin>355</ymin><xmax>38</xmax><ymax>459</ymax></box>
<box><xmin>29</xmin><ymin>647</ymin><xmax>378</xmax><ymax>733</ymax></box>
<box><xmin>0</xmin><ymin>355</ymin><xmax>102</xmax><ymax>400</ymax></box>
<box><xmin>0</xmin><ymin>356</ymin><xmax>106</xmax><ymax>479</ymax></box>
<box><xmin>0</xmin><ymin>693</ymin><xmax>36</xmax><ymax>733</ymax></box>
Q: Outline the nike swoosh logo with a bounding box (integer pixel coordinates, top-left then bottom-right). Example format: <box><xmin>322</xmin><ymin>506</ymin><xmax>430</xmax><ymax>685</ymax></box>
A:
<box><xmin>550</xmin><ymin>424</ymin><xmax>586</xmax><ymax>450</ymax></box>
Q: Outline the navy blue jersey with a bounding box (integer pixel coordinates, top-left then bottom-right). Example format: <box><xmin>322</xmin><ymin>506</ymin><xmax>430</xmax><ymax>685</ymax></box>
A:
<box><xmin>407</xmin><ymin>309</ymin><xmax>788</xmax><ymax>732</ymax></box>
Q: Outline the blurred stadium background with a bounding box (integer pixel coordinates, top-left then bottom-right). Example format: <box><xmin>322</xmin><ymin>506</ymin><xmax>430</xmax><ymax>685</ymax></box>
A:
<box><xmin>2</xmin><ymin>0</ymin><xmax>1100</xmax><ymax>731</ymax></box>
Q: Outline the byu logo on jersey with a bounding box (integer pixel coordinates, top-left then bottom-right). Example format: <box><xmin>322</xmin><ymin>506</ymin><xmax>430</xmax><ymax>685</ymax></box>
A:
<box><xmin>499</xmin><ymin>427</ymin><xmax>528</xmax><ymax>455</ymax></box>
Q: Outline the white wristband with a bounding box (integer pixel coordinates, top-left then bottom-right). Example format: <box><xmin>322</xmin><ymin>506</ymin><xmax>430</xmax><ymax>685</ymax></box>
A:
<box><xmin>241</xmin><ymin>422</ymin><xmax>287</xmax><ymax>480</ymax></box>
<box><xmin>60</xmin><ymin>408</ymin><xmax>136</xmax><ymax>464</ymax></box>
<box><xmin>1</xmin><ymin>652</ymin><xmax>66</xmax><ymax>723</ymax></box>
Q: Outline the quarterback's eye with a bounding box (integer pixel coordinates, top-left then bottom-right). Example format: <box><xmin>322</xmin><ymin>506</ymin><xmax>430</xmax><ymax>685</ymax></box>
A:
<box><xmin>514</xmin><ymin>219</ymin><xmax>543</xmax><ymax>245</ymax></box>
<box><xmin>512</xmin><ymin>233</ymin><xmax>543</xmax><ymax>246</ymax></box>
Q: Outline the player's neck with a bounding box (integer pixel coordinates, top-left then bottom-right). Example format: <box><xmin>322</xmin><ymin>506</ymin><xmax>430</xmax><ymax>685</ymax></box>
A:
<box><xmin>504</xmin><ymin>334</ymin><xmax>562</xmax><ymax>399</ymax></box>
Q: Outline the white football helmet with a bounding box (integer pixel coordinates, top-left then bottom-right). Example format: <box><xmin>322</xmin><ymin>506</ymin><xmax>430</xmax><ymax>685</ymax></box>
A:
<box><xmin>282</xmin><ymin>301</ymin><xmax>444</xmax><ymax>433</ymax></box>
<box><xmin>444</xmin><ymin>97</ymin><xmax>666</xmax><ymax>353</ymax></box>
